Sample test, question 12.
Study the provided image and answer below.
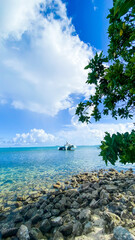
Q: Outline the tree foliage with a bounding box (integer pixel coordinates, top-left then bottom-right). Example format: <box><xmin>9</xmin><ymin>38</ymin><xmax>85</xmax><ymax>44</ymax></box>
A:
<box><xmin>76</xmin><ymin>0</ymin><xmax>135</xmax><ymax>165</ymax></box>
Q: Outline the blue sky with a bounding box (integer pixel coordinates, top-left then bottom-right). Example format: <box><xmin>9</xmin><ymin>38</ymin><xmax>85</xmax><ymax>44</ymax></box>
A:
<box><xmin>0</xmin><ymin>0</ymin><xmax>134</xmax><ymax>146</ymax></box>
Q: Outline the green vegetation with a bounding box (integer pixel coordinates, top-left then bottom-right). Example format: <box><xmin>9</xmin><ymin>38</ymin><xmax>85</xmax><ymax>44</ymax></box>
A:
<box><xmin>76</xmin><ymin>0</ymin><xmax>135</xmax><ymax>165</ymax></box>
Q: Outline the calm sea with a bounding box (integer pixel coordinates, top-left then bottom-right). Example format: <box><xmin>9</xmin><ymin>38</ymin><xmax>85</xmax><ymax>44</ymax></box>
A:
<box><xmin>0</xmin><ymin>146</ymin><xmax>135</xmax><ymax>201</ymax></box>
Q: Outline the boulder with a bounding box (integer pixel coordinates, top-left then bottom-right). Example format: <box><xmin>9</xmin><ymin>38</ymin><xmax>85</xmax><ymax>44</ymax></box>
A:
<box><xmin>59</xmin><ymin>222</ymin><xmax>73</xmax><ymax>236</ymax></box>
<box><xmin>50</xmin><ymin>216</ymin><xmax>63</xmax><ymax>227</ymax></box>
<box><xmin>17</xmin><ymin>225</ymin><xmax>30</xmax><ymax>240</ymax></box>
<box><xmin>83</xmin><ymin>221</ymin><xmax>93</xmax><ymax>234</ymax></box>
<box><xmin>53</xmin><ymin>231</ymin><xmax>64</xmax><ymax>240</ymax></box>
<box><xmin>113</xmin><ymin>226</ymin><xmax>135</xmax><ymax>240</ymax></box>
<box><xmin>39</xmin><ymin>219</ymin><xmax>51</xmax><ymax>234</ymax></box>
<box><xmin>31</xmin><ymin>214</ymin><xmax>42</xmax><ymax>224</ymax></box>
<box><xmin>1</xmin><ymin>228</ymin><xmax>18</xmax><ymax>238</ymax></box>
<box><xmin>72</xmin><ymin>222</ymin><xmax>83</xmax><ymax>236</ymax></box>
<box><xmin>78</xmin><ymin>209</ymin><xmax>91</xmax><ymax>223</ymax></box>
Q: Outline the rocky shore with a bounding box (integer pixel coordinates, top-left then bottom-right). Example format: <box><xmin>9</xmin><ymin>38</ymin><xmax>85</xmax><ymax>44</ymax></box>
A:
<box><xmin>0</xmin><ymin>168</ymin><xmax>135</xmax><ymax>240</ymax></box>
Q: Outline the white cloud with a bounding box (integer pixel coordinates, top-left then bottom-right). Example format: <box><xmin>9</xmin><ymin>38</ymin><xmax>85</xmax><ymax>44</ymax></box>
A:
<box><xmin>9</xmin><ymin>122</ymin><xmax>134</xmax><ymax>146</ymax></box>
<box><xmin>0</xmin><ymin>0</ymin><xmax>94</xmax><ymax>116</ymax></box>
<box><xmin>94</xmin><ymin>6</ymin><xmax>97</xmax><ymax>11</ymax></box>
<box><xmin>12</xmin><ymin>128</ymin><xmax>56</xmax><ymax>145</ymax></box>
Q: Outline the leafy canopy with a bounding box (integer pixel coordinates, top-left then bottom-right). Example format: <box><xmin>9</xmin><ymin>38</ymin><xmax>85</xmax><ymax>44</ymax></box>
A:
<box><xmin>76</xmin><ymin>0</ymin><xmax>135</xmax><ymax>165</ymax></box>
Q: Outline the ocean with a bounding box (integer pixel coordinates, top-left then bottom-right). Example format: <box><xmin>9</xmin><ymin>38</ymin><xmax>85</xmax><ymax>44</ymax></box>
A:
<box><xmin>0</xmin><ymin>146</ymin><xmax>135</xmax><ymax>202</ymax></box>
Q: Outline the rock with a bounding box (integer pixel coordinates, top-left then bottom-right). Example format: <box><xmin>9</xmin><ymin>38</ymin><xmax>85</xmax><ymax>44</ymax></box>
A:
<box><xmin>104</xmin><ymin>211</ymin><xmax>122</xmax><ymax>233</ymax></box>
<box><xmin>72</xmin><ymin>222</ymin><xmax>83</xmax><ymax>236</ymax></box>
<box><xmin>132</xmin><ymin>208</ymin><xmax>135</xmax><ymax>215</ymax></box>
<box><xmin>24</xmin><ymin>207</ymin><xmax>37</xmax><ymax>220</ymax></box>
<box><xmin>51</xmin><ymin>216</ymin><xmax>63</xmax><ymax>227</ymax></box>
<box><xmin>39</xmin><ymin>219</ymin><xmax>51</xmax><ymax>234</ymax></box>
<box><xmin>43</xmin><ymin>212</ymin><xmax>52</xmax><ymax>219</ymax></box>
<box><xmin>59</xmin><ymin>223</ymin><xmax>73</xmax><ymax>236</ymax></box>
<box><xmin>14</xmin><ymin>215</ymin><xmax>23</xmax><ymax>223</ymax></box>
<box><xmin>121</xmin><ymin>210</ymin><xmax>133</xmax><ymax>220</ymax></box>
<box><xmin>31</xmin><ymin>214</ymin><xmax>42</xmax><ymax>224</ymax></box>
<box><xmin>105</xmin><ymin>185</ymin><xmax>117</xmax><ymax>193</ymax></box>
<box><xmin>1</xmin><ymin>228</ymin><xmax>18</xmax><ymax>238</ymax></box>
<box><xmin>78</xmin><ymin>209</ymin><xmax>91</xmax><ymax>223</ymax></box>
<box><xmin>0</xmin><ymin>213</ymin><xmax>7</xmax><ymax>221</ymax></box>
<box><xmin>51</xmin><ymin>209</ymin><xmax>60</xmax><ymax>216</ymax></box>
<box><xmin>29</xmin><ymin>228</ymin><xmax>44</xmax><ymax>240</ymax></box>
<box><xmin>53</xmin><ymin>184</ymin><xmax>61</xmax><ymax>189</ymax></box>
<box><xmin>89</xmin><ymin>199</ymin><xmax>99</xmax><ymax>208</ymax></box>
<box><xmin>113</xmin><ymin>226</ymin><xmax>135</xmax><ymax>240</ymax></box>
<box><xmin>100</xmin><ymin>189</ymin><xmax>110</xmax><ymax>200</ymax></box>
<box><xmin>53</xmin><ymin>231</ymin><xmax>64</xmax><ymax>240</ymax></box>
<box><xmin>17</xmin><ymin>225</ymin><xmax>30</xmax><ymax>240</ymax></box>
<box><xmin>91</xmin><ymin>190</ymin><xmax>98</xmax><ymax>199</ymax></box>
<box><xmin>83</xmin><ymin>221</ymin><xmax>93</xmax><ymax>234</ymax></box>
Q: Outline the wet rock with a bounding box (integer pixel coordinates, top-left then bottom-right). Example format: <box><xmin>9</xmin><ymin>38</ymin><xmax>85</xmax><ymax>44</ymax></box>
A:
<box><xmin>1</xmin><ymin>228</ymin><xmax>18</xmax><ymax>238</ymax></box>
<box><xmin>0</xmin><ymin>213</ymin><xmax>7</xmax><ymax>221</ymax></box>
<box><xmin>17</xmin><ymin>225</ymin><xmax>30</xmax><ymax>240</ymax></box>
<box><xmin>31</xmin><ymin>214</ymin><xmax>42</xmax><ymax>224</ymax></box>
<box><xmin>24</xmin><ymin>208</ymin><xmax>37</xmax><ymax>220</ymax></box>
<box><xmin>72</xmin><ymin>221</ymin><xmax>83</xmax><ymax>236</ymax></box>
<box><xmin>14</xmin><ymin>215</ymin><xmax>23</xmax><ymax>223</ymax></box>
<box><xmin>59</xmin><ymin>222</ymin><xmax>73</xmax><ymax>236</ymax></box>
<box><xmin>51</xmin><ymin>216</ymin><xmax>63</xmax><ymax>227</ymax></box>
<box><xmin>113</xmin><ymin>226</ymin><xmax>135</xmax><ymax>240</ymax></box>
<box><xmin>39</xmin><ymin>219</ymin><xmax>51</xmax><ymax>234</ymax></box>
<box><xmin>15</xmin><ymin>202</ymin><xmax>23</xmax><ymax>208</ymax></box>
<box><xmin>53</xmin><ymin>184</ymin><xmax>61</xmax><ymax>189</ymax></box>
<box><xmin>78</xmin><ymin>209</ymin><xmax>91</xmax><ymax>223</ymax></box>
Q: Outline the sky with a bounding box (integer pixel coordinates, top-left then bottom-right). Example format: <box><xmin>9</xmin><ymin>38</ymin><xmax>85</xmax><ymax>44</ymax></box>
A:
<box><xmin>0</xmin><ymin>0</ymin><xmax>134</xmax><ymax>147</ymax></box>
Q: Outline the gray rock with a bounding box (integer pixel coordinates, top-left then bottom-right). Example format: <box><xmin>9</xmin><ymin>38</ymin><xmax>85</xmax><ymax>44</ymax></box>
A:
<box><xmin>17</xmin><ymin>225</ymin><xmax>30</xmax><ymax>240</ymax></box>
<box><xmin>132</xmin><ymin>207</ymin><xmax>135</xmax><ymax>215</ymax></box>
<box><xmin>72</xmin><ymin>222</ymin><xmax>83</xmax><ymax>236</ymax></box>
<box><xmin>51</xmin><ymin>209</ymin><xmax>60</xmax><ymax>216</ymax></box>
<box><xmin>78</xmin><ymin>208</ymin><xmax>91</xmax><ymax>223</ymax></box>
<box><xmin>1</xmin><ymin>228</ymin><xmax>18</xmax><ymax>238</ymax></box>
<box><xmin>29</xmin><ymin>228</ymin><xmax>44</xmax><ymax>240</ymax></box>
<box><xmin>89</xmin><ymin>199</ymin><xmax>99</xmax><ymax>208</ymax></box>
<box><xmin>105</xmin><ymin>185</ymin><xmax>117</xmax><ymax>193</ymax></box>
<box><xmin>53</xmin><ymin>231</ymin><xmax>64</xmax><ymax>240</ymax></box>
<box><xmin>43</xmin><ymin>212</ymin><xmax>52</xmax><ymax>219</ymax></box>
<box><xmin>59</xmin><ymin>223</ymin><xmax>73</xmax><ymax>236</ymax></box>
<box><xmin>100</xmin><ymin>189</ymin><xmax>110</xmax><ymax>200</ymax></box>
<box><xmin>24</xmin><ymin>207</ymin><xmax>37</xmax><ymax>220</ymax></box>
<box><xmin>31</xmin><ymin>214</ymin><xmax>42</xmax><ymax>224</ymax></box>
<box><xmin>39</xmin><ymin>219</ymin><xmax>51</xmax><ymax>234</ymax></box>
<box><xmin>83</xmin><ymin>221</ymin><xmax>93</xmax><ymax>234</ymax></box>
<box><xmin>113</xmin><ymin>226</ymin><xmax>135</xmax><ymax>240</ymax></box>
<box><xmin>0</xmin><ymin>213</ymin><xmax>7</xmax><ymax>221</ymax></box>
<box><xmin>51</xmin><ymin>216</ymin><xmax>63</xmax><ymax>227</ymax></box>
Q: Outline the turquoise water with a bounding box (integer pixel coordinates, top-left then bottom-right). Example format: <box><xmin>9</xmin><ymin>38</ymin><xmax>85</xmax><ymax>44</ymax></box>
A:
<box><xmin>0</xmin><ymin>146</ymin><xmax>135</xmax><ymax>202</ymax></box>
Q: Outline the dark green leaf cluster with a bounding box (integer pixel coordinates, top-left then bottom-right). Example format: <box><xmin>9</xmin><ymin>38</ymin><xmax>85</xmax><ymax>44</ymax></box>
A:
<box><xmin>76</xmin><ymin>1</ymin><xmax>135</xmax><ymax>123</ymax></box>
<box><xmin>76</xmin><ymin>0</ymin><xmax>135</xmax><ymax>165</ymax></box>
<box><xmin>100</xmin><ymin>130</ymin><xmax>135</xmax><ymax>165</ymax></box>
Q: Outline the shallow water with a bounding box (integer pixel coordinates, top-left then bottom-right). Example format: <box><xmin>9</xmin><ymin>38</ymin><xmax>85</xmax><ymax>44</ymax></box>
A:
<box><xmin>0</xmin><ymin>146</ymin><xmax>135</xmax><ymax>202</ymax></box>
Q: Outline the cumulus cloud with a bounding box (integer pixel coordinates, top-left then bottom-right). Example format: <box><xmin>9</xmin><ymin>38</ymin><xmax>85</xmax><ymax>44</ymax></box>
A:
<box><xmin>8</xmin><ymin>122</ymin><xmax>134</xmax><ymax>146</ymax></box>
<box><xmin>0</xmin><ymin>0</ymin><xmax>94</xmax><ymax>115</ymax></box>
<box><xmin>12</xmin><ymin>128</ymin><xmax>56</xmax><ymax>145</ymax></box>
